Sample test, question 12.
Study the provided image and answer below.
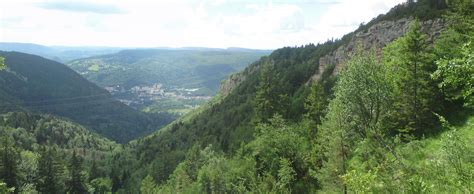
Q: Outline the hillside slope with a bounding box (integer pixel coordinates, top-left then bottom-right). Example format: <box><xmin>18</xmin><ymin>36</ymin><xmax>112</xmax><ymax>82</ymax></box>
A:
<box><xmin>0</xmin><ymin>51</ymin><xmax>173</xmax><ymax>143</ymax></box>
<box><xmin>116</xmin><ymin>1</ymin><xmax>472</xmax><ymax>193</ymax></box>
<box><xmin>0</xmin><ymin>112</ymin><xmax>121</xmax><ymax>193</ymax></box>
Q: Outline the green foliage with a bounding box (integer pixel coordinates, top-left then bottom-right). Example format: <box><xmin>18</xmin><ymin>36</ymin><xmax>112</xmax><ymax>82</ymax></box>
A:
<box><xmin>0</xmin><ymin>57</ymin><xmax>5</xmax><ymax>70</ymax></box>
<box><xmin>304</xmin><ymin>82</ymin><xmax>327</xmax><ymax>125</ymax></box>
<box><xmin>342</xmin><ymin>169</ymin><xmax>379</xmax><ymax>193</ymax></box>
<box><xmin>316</xmin><ymin>48</ymin><xmax>393</xmax><ymax>192</ymax></box>
<box><xmin>277</xmin><ymin>157</ymin><xmax>296</xmax><ymax>191</ymax></box>
<box><xmin>36</xmin><ymin>147</ymin><xmax>65</xmax><ymax>194</ymax></box>
<box><xmin>433</xmin><ymin>0</ymin><xmax>474</xmax><ymax>108</ymax></box>
<box><xmin>0</xmin><ymin>112</ymin><xmax>120</xmax><ymax>193</ymax></box>
<box><xmin>254</xmin><ymin>58</ymin><xmax>289</xmax><ymax>121</ymax></box>
<box><xmin>0</xmin><ymin>182</ymin><xmax>14</xmax><ymax>194</ymax></box>
<box><xmin>2</xmin><ymin>1</ymin><xmax>472</xmax><ymax>193</ymax></box>
<box><xmin>335</xmin><ymin>48</ymin><xmax>393</xmax><ymax>133</ymax></box>
<box><xmin>435</xmin><ymin>115</ymin><xmax>473</xmax><ymax>192</ymax></box>
<box><xmin>140</xmin><ymin>175</ymin><xmax>157</xmax><ymax>194</ymax></box>
<box><xmin>90</xmin><ymin>177</ymin><xmax>112</xmax><ymax>194</ymax></box>
<box><xmin>124</xmin><ymin>2</ymin><xmax>464</xmax><ymax>193</ymax></box>
<box><xmin>433</xmin><ymin>42</ymin><xmax>474</xmax><ymax>107</ymax></box>
<box><xmin>67</xmin><ymin>151</ymin><xmax>87</xmax><ymax>194</ymax></box>
<box><xmin>0</xmin><ymin>112</ymin><xmax>117</xmax><ymax>151</ymax></box>
<box><xmin>0</xmin><ymin>137</ymin><xmax>19</xmax><ymax>193</ymax></box>
<box><xmin>383</xmin><ymin>20</ymin><xmax>441</xmax><ymax>136</ymax></box>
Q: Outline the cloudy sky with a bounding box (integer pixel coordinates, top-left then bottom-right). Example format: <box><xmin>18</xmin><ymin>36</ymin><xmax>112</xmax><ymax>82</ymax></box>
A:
<box><xmin>0</xmin><ymin>0</ymin><xmax>405</xmax><ymax>49</ymax></box>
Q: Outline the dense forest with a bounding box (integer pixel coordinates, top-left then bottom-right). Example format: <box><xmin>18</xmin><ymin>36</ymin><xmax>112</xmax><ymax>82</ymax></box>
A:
<box><xmin>0</xmin><ymin>0</ymin><xmax>473</xmax><ymax>193</ymax></box>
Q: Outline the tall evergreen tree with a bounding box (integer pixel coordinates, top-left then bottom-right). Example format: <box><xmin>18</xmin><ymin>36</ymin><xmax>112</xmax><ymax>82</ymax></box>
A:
<box><xmin>305</xmin><ymin>82</ymin><xmax>327</xmax><ymax>125</ymax></box>
<box><xmin>67</xmin><ymin>150</ymin><xmax>87</xmax><ymax>194</ymax></box>
<box><xmin>110</xmin><ymin>167</ymin><xmax>122</xmax><ymax>193</ymax></box>
<box><xmin>383</xmin><ymin>19</ymin><xmax>441</xmax><ymax>136</ymax></box>
<box><xmin>0</xmin><ymin>137</ymin><xmax>19</xmax><ymax>193</ymax></box>
<box><xmin>89</xmin><ymin>159</ymin><xmax>100</xmax><ymax>182</ymax></box>
<box><xmin>36</xmin><ymin>147</ymin><xmax>65</xmax><ymax>194</ymax></box>
<box><xmin>255</xmin><ymin>58</ymin><xmax>288</xmax><ymax>121</ymax></box>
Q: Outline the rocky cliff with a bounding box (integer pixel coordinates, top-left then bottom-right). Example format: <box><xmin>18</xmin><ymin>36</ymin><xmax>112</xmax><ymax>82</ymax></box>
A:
<box><xmin>219</xmin><ymin>18</ymin><xmax>445</xmax><ymax>96</ymax></box>
<box><xmin>308</xmin><ymin>18</ymin><xmax>445</xmax><ymax>83</ymax></box>
<box><xmin>219</xmin><ymin>62</ymin><xmax>260</xmax><ymax>97</ymax></box>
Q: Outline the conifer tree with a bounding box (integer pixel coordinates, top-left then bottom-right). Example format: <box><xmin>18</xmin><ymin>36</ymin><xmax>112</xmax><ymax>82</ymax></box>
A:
<box><xmin>67</xmin><ymin>150</ymin><xmax>87</xmax><ymax>194</ymax></box>
<box><xmin>89</xmin><ymin>159</ymin><xmax>100</xmax><ymax>182</ymax></box>
<box><xmin>36</xmin><ymin>147</ymin><xmax>64</xmax><ymax>194</ymax></box>
<box><xmin>383</xmin><ymin>19</ymin><xmax>440</xmax><ymax>136</ymax></box>
<box><xmin>0</xmin><ymin>137</ymin><xmax>19</xmax><ymax>193</ymax></box>
<box><xmin>305</xmin><ymin>82</ymin><xmax>327</xmax><ymax>125</ymax></box>
<box><xmin>255</xmin><ymin>58</ymin><xmax>288</xmax><ymax>121</ymax></box>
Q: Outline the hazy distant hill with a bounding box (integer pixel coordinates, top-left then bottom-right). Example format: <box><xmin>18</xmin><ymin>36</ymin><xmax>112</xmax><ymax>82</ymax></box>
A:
<box><xmin>0</xmin><ymin>51</ymin><xmax>174</xmax><ymax>142</ymax></box>
<box><xmin>0</xmin><ymin>42</ymin><xmax>123</xmax><ymax>62</ymax></box>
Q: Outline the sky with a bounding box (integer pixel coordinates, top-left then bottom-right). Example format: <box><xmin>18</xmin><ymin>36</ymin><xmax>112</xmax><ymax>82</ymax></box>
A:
<box><xmin>0</xmin><ymin>0</ymin><xmax>406</xmax><ymax>49</ymax></box>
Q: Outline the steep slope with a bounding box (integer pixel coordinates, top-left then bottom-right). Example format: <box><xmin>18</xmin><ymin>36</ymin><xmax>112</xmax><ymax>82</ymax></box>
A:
<box><xmin>308</xmin><ymin>18</ymin><xmax>445</xmax><ymax>82</ymax></box>
<box><xmin>0</xmin><ymin>51</ymin><xmax>174</xmax><ymax>143</ymax></box>
<box><xmin>0</xmin><ymin>111</ymin><xmax>118</xmax><ymax>151</ymax></box>
<box><xmin>0</xmin><ymin>112</ymin><xmax>121</xmax><ymax>193</ymax></box>
<box><xmin>127</xmin><ymin>0</ymin><xmax>452</xmax><ymax>188</ymax></box>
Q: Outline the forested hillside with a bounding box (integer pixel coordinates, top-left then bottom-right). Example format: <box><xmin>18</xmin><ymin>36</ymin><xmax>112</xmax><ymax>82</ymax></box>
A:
<box><xmin>96</xmin><ymin>0</ymin><xmax>472</xmax><ymax>193</ymax></box>
<box><xmin>0</xmin><ymin>112</ymin><xmax>120</xmax><ymax>193</ymax></box>
<box><xmin>0</xmin><ymin>52</ymin><xmax>174</xmax><ymax>143</ymax></box>
<box><xmin>0</xmin><ymin>0</ymin><xmax>472</xmax><ymax>193</ymax></box>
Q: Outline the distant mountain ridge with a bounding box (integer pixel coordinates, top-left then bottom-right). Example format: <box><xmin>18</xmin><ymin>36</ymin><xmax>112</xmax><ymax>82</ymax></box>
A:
<box><xmin>0</xmin><ymin>42</ymin><xmax>124</xmax><ymax>62</ymax></box>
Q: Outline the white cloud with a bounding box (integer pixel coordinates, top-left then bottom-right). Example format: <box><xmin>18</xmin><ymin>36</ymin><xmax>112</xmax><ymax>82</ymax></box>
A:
<box><xmin>313</xmin><ymin>0</ymin><xmax>404</xmax><ymax>42</ymax></box>
<box><xmin>0</xmin><ymin>0</ymin><xmax>406</xmax><ymax>49</ymax></box>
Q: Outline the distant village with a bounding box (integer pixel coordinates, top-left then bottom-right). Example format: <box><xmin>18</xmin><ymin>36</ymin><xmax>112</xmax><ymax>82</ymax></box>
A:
<box><xmin>104</xmin><ymin>83</ymin><xmax>211</xmax><ymax>107</ymax></box>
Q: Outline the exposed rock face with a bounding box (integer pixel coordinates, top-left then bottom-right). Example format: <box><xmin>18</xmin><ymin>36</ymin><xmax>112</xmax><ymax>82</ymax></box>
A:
<box><xmin>308</xmin><ymin>18</ymin><xmax>445</xmax><ymax>83</ymax></box>
<box><xmin>219</xmin><ymin>62</ymin><xmax>260</xmax><ymax>97</ymax></box>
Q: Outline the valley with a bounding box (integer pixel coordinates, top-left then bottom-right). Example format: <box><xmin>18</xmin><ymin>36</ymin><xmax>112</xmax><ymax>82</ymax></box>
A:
<box><xmin>67</xmin><ymin>48</ymin><xmax>270</xmax><ymax>114</ymax></box>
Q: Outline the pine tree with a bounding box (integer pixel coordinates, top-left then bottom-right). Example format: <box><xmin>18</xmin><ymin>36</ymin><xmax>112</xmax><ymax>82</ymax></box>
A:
<box><xmin>0</xmin><ymin>137</ymin><xmax>19</xmax><ymax>193</ymax></box>
<box><xmin>140</xmin><ymin>175</ymin><xmax>157</xmax><ymax>194</ymax></box>
<box><xmin>383</xmin><ymin>19</ymin><xmax>440</xmax><ymax>136</ymax></box>
<box><xmin>67</xmin><ymin>150</ymin><xmax>87</xmax><ymax>194</ymax></box>
<box><xmin>255</xmin><ymin>58</ymin><xmax>277</xmax><ymax>121</ymax></box>
<box><xmin>36</xmin><ymin>147</ymin><xmax>65</xmax><ymax>194</ymax></box>
<box><xmin>304</xmin><ymin>82</ymin><xmax>327</xmax><ymax>125</ymax></box>
<box><xmin>89</xmin><ymin>159</ymin><xmax>100</xmax><ymax>182</ymax></box>
<box><xmin>111</xmin><ymin>167</ymin><xmax>122</xmax><ymax>193</ymax></box>
<box><xmin>255</xmin><ymin>58</ymin><xmax>288</xmax><ymax>121</ymax></box>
